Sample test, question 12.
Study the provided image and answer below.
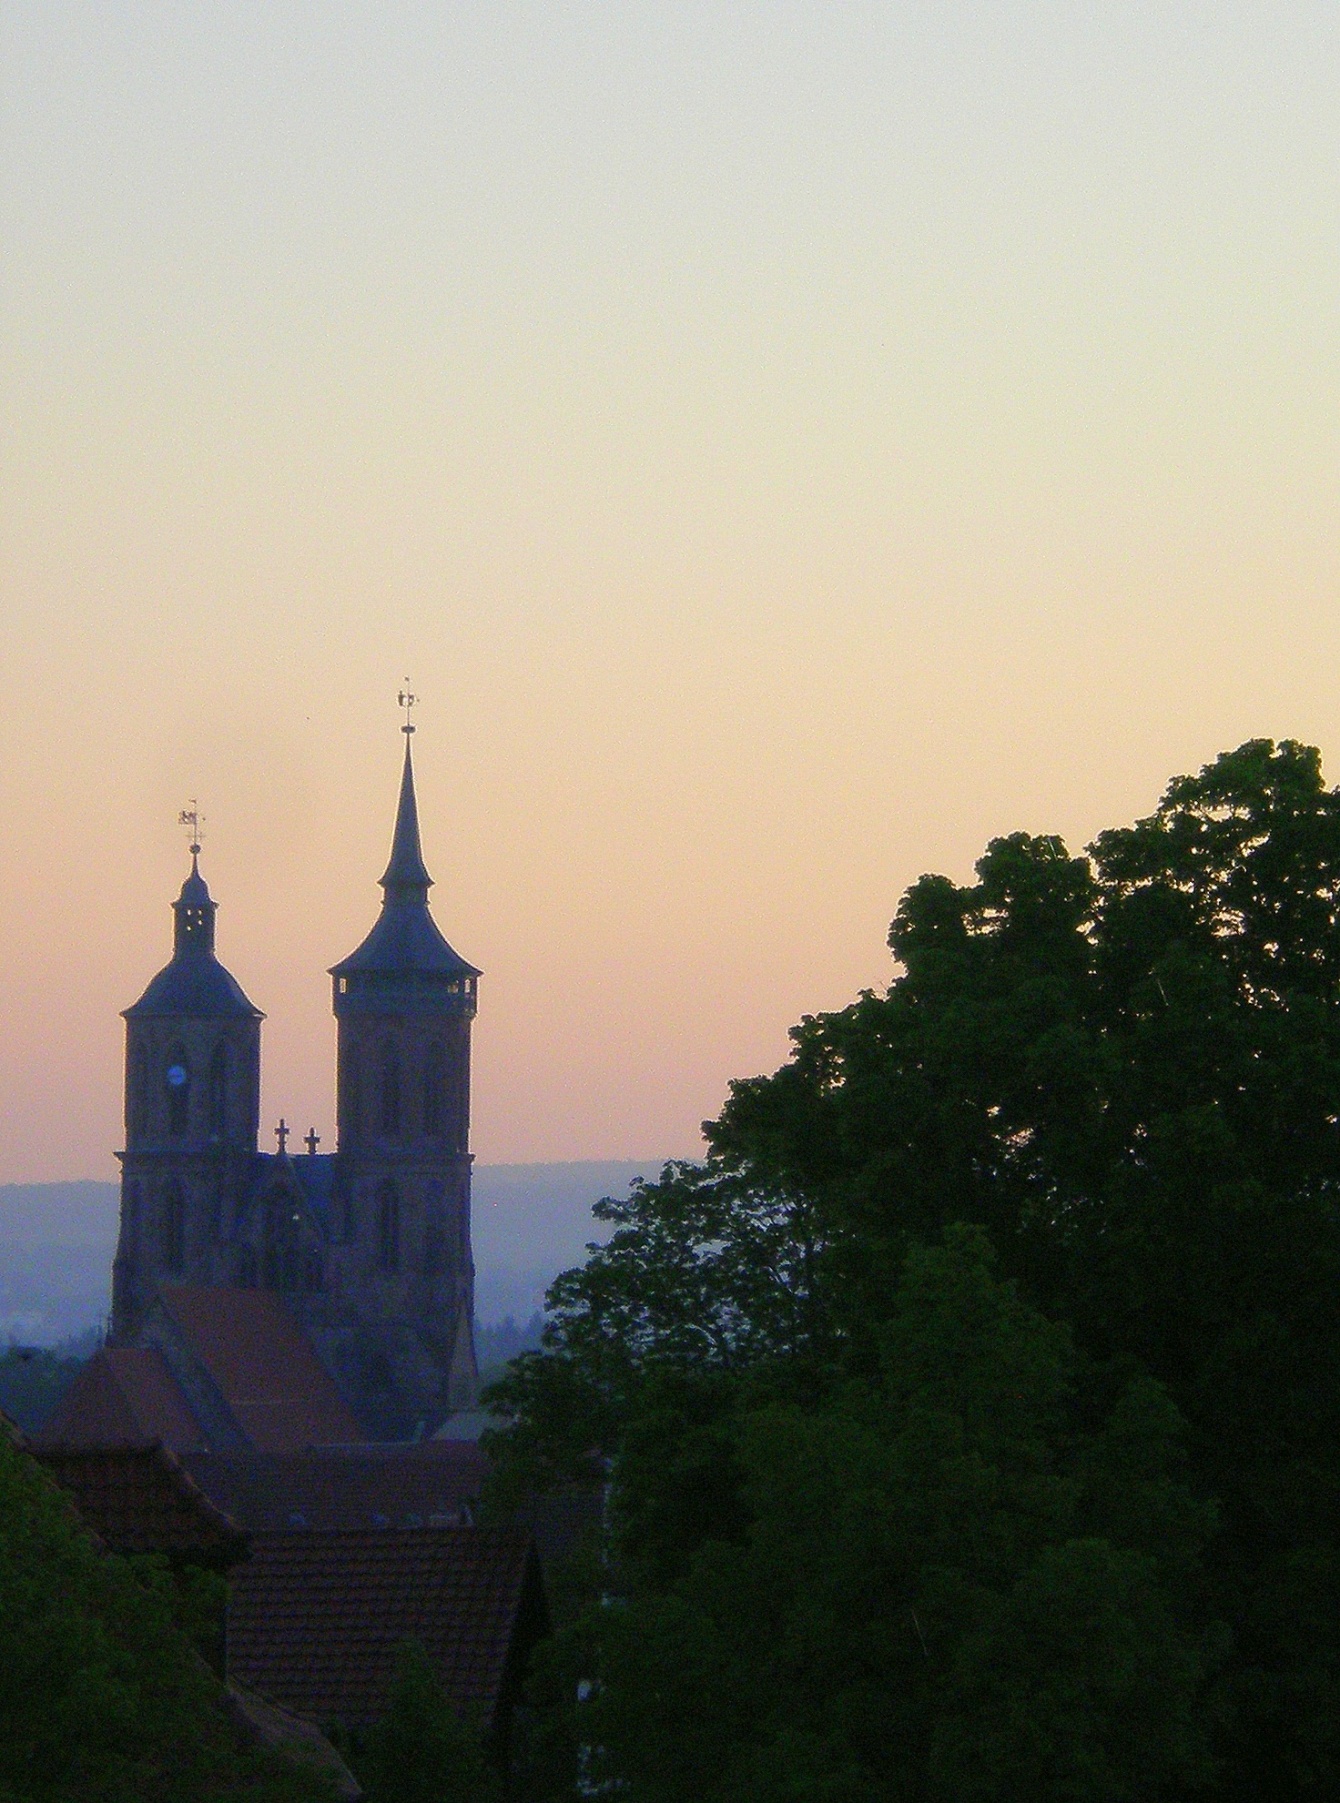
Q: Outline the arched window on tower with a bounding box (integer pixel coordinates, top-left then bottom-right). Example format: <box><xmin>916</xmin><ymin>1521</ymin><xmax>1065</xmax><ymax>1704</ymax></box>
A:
<box><xmin>264</xmin><ymin>1193</ymin><xmax>301</xmax><ymax>1291</ymax></box>
<box><xmin>380</xmin><ymin>1043</ymin><xmax>401</xmax><ymax>1135</ymax></box>
<box><xmin>165</xmin><ymin>1048</ymin><xmax>191</xmax><ymax>1137</ymax></box>
<box><xmin>208</xmin><ymin>1044</ymin><xmax>228</xmax><ymax>1139</ymax></box>
<box><xmin>377</xmin><ymin>1181</ymin><xmax>400</xmax><ymax>1275</ymax></box>
<box><xmin>128</xmin><ymin>1044</ymin><xmax>149</xmax><ymax>1138</ymax></box>
<box><xmin>332</xmin><ymin>1174</ymin><xmax>356</xmax><ymax>1244</ymax></box>
<box><xmin>423</xmin><ymin>1042</ymin><xmax>446</xmax><ymax>1138</ymax></box>
<box><xmin>162</xmin><ymin>1183</ymin><xmax>186</xmax><ymax>1274</ymax></box>
<box><xmin>423</xmin><ymin>1182</ymin><xmax>446</xmax><ymax>1277</ymax></box>
<box><xmin>340</xmin><ymin>1042</ymin><xmax>362</xmax><ymax>1143</ymax></box>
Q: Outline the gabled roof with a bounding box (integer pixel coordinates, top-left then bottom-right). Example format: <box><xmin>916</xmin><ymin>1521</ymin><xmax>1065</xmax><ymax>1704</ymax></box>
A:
<box><xmin>156</xmin><ymin>1287</ymin><xmax>365</xmax><ymax>1452</ymax></box>
<box><xmin>35</xmin><ymin>1440</ymin><xmax>249</xmax><ymax>1563</ymax></box>
<box><xmin>227</xmin><ymin>1527</ymin><xmax>546</xmax><ymax>1732</ymax></box>
<box><xmin>182</xmin><ymin>1442</ymin><xmax>489</xmax><ymax>1532</ymax></box>
<box><xmin>36</xmin><ymin>1347</ymin><xmax>203</xmax><ymax>1454</ymax></box>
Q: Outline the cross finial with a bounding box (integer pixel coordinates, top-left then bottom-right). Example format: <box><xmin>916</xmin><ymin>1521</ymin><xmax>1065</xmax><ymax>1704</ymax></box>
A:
<box><xmin>398</xmin><ymin>682</ymin><xmax>417</xmax><ymax>735</ymax></box>
<box><xmin>178</xmin><ymin>800</ymin><xmax>205</xmax><ymax>857</ymax></box>
<box><xmin>304</xmin><ymin>1127</ymin><xmax>321</xmax><ymax>1156</ymax></box>
<box><xmin>274</xmin><ymin>1118</ymin><xmax>289</xmax><ymax>1155</ymax></box>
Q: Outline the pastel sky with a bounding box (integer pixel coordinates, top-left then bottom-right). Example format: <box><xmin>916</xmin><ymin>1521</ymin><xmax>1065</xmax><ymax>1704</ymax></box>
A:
<box><xmin>4</xmin><ymin>3</ymin><xmax>1340</xmax><ymax>1183</ymax></box>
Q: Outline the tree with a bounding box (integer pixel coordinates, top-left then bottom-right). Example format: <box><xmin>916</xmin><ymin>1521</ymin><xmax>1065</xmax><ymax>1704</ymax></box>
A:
<box><xmin>0</xmin><ymin>1424</ymin><xmax>332</xmax><ymax>1802</ymax></box>
<box><xmin>355</xmin><ymin>1640</ymin><xmax>500</xmax><ymax>1803</ymax></box>
<box><xmin>578</xmin><ymin>1231</ymin><xmax>1217</xmax><ymax>1802</ymax></box>
<box><xmin>488</xmin><ymin>741</ymin><xmax>1340</xmax><ymax>1798</ymax></box>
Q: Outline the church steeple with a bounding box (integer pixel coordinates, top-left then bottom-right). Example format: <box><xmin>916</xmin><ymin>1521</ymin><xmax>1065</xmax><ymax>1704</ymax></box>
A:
<box><xmin>329</xmin><ymin>706</ymin><xmax>479</xmax><ymax>989</ymax></box>
<box><xmin>380</xmin><ymin>732</ymin><xmax>433</xmax><ymax>898</ymax></box>
<box><xmin>328</xmin><ymin>696</ymin><xmax>482</xmax><ymax>1416</ymax></box>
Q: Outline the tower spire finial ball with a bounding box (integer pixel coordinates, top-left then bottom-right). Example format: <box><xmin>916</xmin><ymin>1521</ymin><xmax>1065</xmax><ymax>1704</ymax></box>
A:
<box><xmin>398</xmin><ymin>683</ymin><xmax>417</xmax><ymax>735</ymax></box>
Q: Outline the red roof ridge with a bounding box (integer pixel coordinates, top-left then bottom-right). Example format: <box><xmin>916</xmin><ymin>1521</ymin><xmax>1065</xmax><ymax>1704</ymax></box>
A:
<box><xmin>155</xmin><ymin>1286</ymin><xmax>364</xmax><ymax>1451</ymax></box>
<box><xmin>35</xmin><ymin>1346</ymin><xmax>203</xmax><ymax>1453</ymax></box>
<box><xmin>36</xmin><ymin>1437</ymin><xmax>250</xmax><ymax>1561</ymax></box>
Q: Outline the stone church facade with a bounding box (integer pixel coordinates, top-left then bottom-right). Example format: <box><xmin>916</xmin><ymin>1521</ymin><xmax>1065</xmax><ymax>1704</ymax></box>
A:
<box><xmin>110</xmin><ymin>728</ymin><xmax>480</xmax><ymax>1438</ymax></box>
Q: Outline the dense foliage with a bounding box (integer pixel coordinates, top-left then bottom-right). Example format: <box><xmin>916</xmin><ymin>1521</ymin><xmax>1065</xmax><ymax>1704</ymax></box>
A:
<box><xmin>353</xmin><ymin>1639</ymin><xmax>501</xmax><ymax>1803</ymax></box>
<box><xmin>487</xmin><ymin>740</ymin><xmax>1340</xmax><ymax>1801</ymax></box>
<box><xmin>0</xmin><ymin>1425</ymin><xmax>332</xmax><ymax>1802</ymax></box>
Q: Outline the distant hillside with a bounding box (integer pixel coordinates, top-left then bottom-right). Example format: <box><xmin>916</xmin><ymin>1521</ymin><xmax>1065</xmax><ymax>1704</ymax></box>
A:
<box><xmin>0</xmin><ymin>1160</ymin><xmax>667</xmax><ymax>1343</ymax></box>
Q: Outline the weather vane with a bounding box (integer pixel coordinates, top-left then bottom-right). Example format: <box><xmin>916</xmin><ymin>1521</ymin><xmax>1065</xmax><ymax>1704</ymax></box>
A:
<box><xmin>398</xmin><ymin>682</ymin><xmax>418</xmax><ymax>735</ymax></box>
<box><xmin>178</xmin><ymin>800</ymin><xmax>204</xmax><ymax>856</ymax></box>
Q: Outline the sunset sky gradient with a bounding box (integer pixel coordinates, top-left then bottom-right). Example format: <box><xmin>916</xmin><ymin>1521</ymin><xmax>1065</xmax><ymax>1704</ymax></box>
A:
<box><xmin>4</xmin><ymin>2</ymin><xmax>1340</xmax><ymax>1181</ymax></box>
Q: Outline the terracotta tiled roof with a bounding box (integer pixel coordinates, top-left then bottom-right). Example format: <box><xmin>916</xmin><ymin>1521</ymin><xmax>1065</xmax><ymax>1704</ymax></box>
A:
<box><xmin>157</xmin><ymin>1287</ymin><xmax>365</xmax><ymax>1451</ymax></box>
<box><xmin>35</xmin><ymin>1348</ymin><xmax>203</xmax><ymax>1453</ymax></box>
<box><xmin>35</xmin><ymin>1439</ymin><xmax>249</xmax><ymax>1562</ymax></box>
<box><xmin>228</xmin><ymin>1527</ymin><xmax>546</xmax><ymax>1732</ymax></box>
<box><xmin>183</xmin><ymin>1442</ymin><xmax>488</xmax><ymax>1532</ymax></box>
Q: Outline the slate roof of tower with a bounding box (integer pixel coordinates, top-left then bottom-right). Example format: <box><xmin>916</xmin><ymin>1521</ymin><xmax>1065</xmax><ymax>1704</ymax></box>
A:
<box><xmin>227</xmin><ymin>1527</ymin><xmax>546</xmax><ymax>1731</ymax></box>
<box><xmin>36</xmin><ymin>1347</ymin><xmax>204</xmax><ymax>1454</ymax></box>
<box><xmin>381</xmin><ymin>728</ymin><xmax>433</xmax><ymax>891</ymax></box>
<box><xmin>35</xmin><ymin>1439</ymin><xmax>249</xmax><ymax>1562</ymax></box>
<box><xmin>330</xmin><ymin>735</ymin><xmax>480</xmax><ymax>980</ymax></box>
<box><xmin>156</xmin><ymin>1287</ymin><xmax>365</xmax><ymax>1452</ymax></box>
<box><xmin>124</xmin><ymin>950</ymin><xmax>263</xmax><ymax>1019</ymax></box>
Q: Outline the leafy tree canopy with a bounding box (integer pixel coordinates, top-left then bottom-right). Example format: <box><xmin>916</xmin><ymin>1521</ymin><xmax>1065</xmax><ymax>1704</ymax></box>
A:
<box><xmin>0</xmin><ymin>1425</ymin><xmax>332</xmax><ymax>1803</ymax></box>
<box><xmin>488</xmin><ymin>741</ymin><xmax>1340</xmax><ymax>1800</ymax></box>
<box><xmin>354</xmin><ymin>1639</ymin><xmax>500</xmax><ymax>1803</ymax></box>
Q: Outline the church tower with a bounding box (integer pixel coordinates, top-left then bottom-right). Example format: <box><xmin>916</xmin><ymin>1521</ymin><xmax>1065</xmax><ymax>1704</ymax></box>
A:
<box><xmin>108</xmin><ymin>713</ymin><xmax>479</xmax><ymax>1439</ymax></box>
<box><xmin>112</xmin><ymin>849</ymin><xmax>262</xmax><ymax>1342</ymax></box>
<box><xmin>328</xmin><ymin>708</ymin><xmax>481</xmax><ymax>1416</ymax></box>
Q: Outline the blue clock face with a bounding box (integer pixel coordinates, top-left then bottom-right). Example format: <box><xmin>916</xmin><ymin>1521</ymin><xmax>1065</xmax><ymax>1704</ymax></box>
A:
<box><xmin>166</xmin><ymin>1064</ymin><xmax>189</xmax><ymax>1089</ymax></box>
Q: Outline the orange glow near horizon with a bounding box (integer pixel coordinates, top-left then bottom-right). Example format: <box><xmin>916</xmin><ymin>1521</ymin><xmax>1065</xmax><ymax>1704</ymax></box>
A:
<box><xmin>4</xmin><ymin>5</ymin><xmax>1340</xmax><ymax>1182</ymax></box>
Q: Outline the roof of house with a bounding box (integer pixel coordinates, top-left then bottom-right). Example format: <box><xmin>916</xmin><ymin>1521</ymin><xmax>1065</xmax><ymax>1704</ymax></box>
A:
<box><xmin>182</xmin><ymin>1441</ymin><xmax>489</xmax><ymax>1532</ymax></box>
<box><xmin>35</xmin><ymin>1347</ymin><xmax>204</xmax><ymax>1454</ymax></box>
<box><xmin>227</xmin><ymin>1526</ymin><xmax>546</xmax><ymax>1732</ymax></box>
<box><xmin>157</xmin><ymin>1286</ymin><xmax>365</xmax><ymax>1452</ymax></box>
<box><xmin>35</xmin><ymin>1439</ymin><xmax>249</xmax><ymax>1563</ymax></box>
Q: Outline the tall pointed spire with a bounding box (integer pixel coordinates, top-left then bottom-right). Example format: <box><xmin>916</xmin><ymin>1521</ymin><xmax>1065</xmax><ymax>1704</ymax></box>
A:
<box><xmin>330</xmin><ymin>695</ymin><xmax>480</xmax><ymax>984</ymax></box>
<box><xmin>380</xmin><ymin>732</ymin><xmax>433</xmax><ymax>896</ymax></box>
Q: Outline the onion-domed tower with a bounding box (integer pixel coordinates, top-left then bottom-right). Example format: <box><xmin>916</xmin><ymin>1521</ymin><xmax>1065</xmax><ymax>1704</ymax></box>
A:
<box><xmin>111</xmin><ymin>849</ymin><xmax>263</xmax><ymax>1341</ymax></box>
